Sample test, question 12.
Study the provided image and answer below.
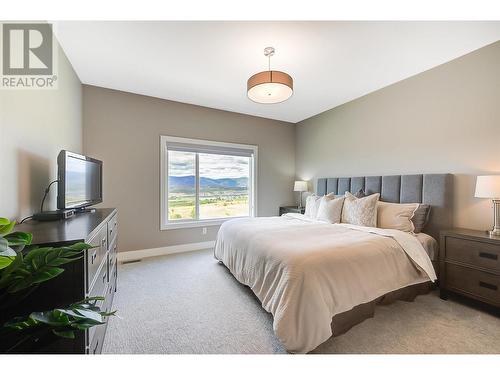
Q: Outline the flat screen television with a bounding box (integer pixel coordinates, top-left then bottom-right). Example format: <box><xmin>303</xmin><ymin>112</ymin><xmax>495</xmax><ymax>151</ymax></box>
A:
<box><xmin>57</xmin><ymin>150</ymin><xmax>103</xmax><ymax>210</ymax></box>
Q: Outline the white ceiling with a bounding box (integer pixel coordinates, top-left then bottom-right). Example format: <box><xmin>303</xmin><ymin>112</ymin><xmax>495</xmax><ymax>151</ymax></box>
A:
<box><xmin>53</xmin><ymin>21</ymin><xmax>500</xmax><ymax>123</ymax></box>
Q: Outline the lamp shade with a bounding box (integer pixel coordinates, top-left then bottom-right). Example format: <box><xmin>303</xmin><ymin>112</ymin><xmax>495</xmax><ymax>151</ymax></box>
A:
<box><xmin>294</xmin><ymin>181</ymin><xmax>308</xmax><ymax>192</ymax></box>
<box><xmin>475</xmin><ymin>175</ymin><xmax>500</xmax><ymax>198</ymax></box>
<box><xmin>247</xmin><ymin>71</ymin><xmax>293</xmax><ymax>104</ymax></box>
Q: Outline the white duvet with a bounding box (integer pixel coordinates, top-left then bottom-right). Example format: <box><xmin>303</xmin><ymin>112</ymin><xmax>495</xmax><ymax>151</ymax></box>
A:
<box><xmin>214</xmin><ymin>213</ymin><xmax>436</xmax><ymax>353</ymax></box>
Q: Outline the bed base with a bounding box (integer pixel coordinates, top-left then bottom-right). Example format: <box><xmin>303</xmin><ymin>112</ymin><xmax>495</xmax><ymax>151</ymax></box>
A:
<box><xmin>328</xmin><ymin>282</ymin><xmax>433</xmax><ymax>340</ymax></box>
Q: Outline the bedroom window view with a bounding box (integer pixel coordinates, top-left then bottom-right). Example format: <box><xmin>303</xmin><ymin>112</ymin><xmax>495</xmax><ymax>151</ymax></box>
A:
<box><xmin>164</xmin><ymin>139</ymin><xmax>254</xmax><ymax>224</ymax></box>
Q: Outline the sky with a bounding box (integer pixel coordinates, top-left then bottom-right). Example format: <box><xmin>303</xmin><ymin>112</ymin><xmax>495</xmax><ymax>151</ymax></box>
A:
<box><xmin>168</xmin><ymin>151</ymin><xmax>249</xmax><ymax>179</ymax></box>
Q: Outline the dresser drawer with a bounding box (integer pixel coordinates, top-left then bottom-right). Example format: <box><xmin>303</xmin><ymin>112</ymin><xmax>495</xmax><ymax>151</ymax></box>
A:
<box><xmin>86</xmin><ymin>225</ymin><xmax>108</xmax><ymax>291</ymax></box>
<box><xmin>87</xmin><ymin>261</ymin><xmax>109</xmax><ymax>345</ymax></box>
<box><xmin>107</xmin><ymin>213</ymin><xmax>118</xmax><ymax>248</ymax></box>
<box><xmin>90</xmin><ymin>257</ymin><xmax>109</xmax><ymax>297</ymax></box>
<box><xmin>445</xmin><ymin>263</ymin><xmax>500</xmax><ymax>305</ymax></box>
<box><xmin>109</xmin><ymin>237</ymin><xmax>117</xmax><ymax>270</ymax></box>
<box><xmin>445</xmin><ymin>236</ymin><xmax>500</xmax><ymax>272</ymax></box>
<box><xmin>88</xmin><ymin>321</ymin><xmax>106</xmax><ymax>354</ymax></box>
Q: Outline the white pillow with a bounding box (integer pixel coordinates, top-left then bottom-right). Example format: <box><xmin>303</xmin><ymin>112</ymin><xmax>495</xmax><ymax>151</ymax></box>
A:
<box><xmin>377</xmin><ymin>201</ymin><xmax>419</xmax><ymax>233</ymax></box>
<box><xmin>341</xmin><ymin>192</ymin><xmax>380</xmax><ymax>227</ymax></box>
<box><xmin>304</xmin><ymin>194</ymin><xmax>322</xmax><ymax>218</ymax></box>
<box><xmin>317</xmin><ymin>196</ymin><xmax>345</xmax><ymax>223</ymax></box>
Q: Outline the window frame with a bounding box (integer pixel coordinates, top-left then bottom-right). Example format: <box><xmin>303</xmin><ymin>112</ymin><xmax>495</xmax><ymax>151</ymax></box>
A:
<box><xmin>160</xmin><ymin>135</ymin><xmax>258</xmax><ymax>230</ymax></box>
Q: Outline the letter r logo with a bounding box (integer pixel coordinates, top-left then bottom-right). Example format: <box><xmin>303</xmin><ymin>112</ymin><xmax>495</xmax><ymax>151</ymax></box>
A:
<box><xmin>2</xmin><ymin>23</ymin><xmax>53</xmax><ymax>75</ymax></box>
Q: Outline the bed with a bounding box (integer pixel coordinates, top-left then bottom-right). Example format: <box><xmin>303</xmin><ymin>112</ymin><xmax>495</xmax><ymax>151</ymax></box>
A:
<box><xmin>214</xmin><ymin>174</ymin><xmax>453</xmax><ymax>353</ymax></box>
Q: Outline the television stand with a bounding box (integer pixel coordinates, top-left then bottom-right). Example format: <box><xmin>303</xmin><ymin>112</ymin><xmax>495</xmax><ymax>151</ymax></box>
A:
<box><xmin>33</xmin><ymin>209</ymin><xmax>76</xmax><ymax>221</ymax></box>
<box><xmin>75</xmin><ymin>207</ymin><xmax>96</xmax><ymax>214</ymax></box>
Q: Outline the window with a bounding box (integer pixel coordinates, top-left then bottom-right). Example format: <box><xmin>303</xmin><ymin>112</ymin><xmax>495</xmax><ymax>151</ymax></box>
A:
<box><xmin>160</xmin><ymin>136</ymin><xmax>257</xmax><ymax>229</ymax></box>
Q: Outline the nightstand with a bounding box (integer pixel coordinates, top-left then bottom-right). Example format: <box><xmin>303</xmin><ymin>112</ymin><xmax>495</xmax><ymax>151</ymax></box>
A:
<box><xmin>440</xmin><ymin>228</ymin><xmax>500</xmax><ymax>308</ymax></box>
<box><xmin>279</xmin><ymin>206</ymin><xmax>305</xmax><ymax>216</ymax></box>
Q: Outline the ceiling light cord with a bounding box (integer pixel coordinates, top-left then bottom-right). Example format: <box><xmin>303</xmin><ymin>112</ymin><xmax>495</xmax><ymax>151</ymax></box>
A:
<box><xmin>263</xmin><ymin>46</ymin><xmax>275</xmax><ymax>72</ymax></box>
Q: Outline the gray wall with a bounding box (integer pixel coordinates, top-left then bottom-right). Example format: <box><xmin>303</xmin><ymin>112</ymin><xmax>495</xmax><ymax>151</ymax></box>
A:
<box><xmin>82</xmin><ymin>86</ymin><xmax>295</xmax><ymax>252</ymax></box>
<box><xmin>295</xmin><ymin>41</ymin><xmax>500</xmax><ymax>231</ymax></box>
<box><xmin>0</xmin><ymin>46</ymin><xmax>82</xmax><ymax>219</ymax></box>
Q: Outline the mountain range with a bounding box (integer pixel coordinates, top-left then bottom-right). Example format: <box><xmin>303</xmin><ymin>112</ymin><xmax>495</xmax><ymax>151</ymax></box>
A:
<box><xmin>169</xmin><ymin>175</ymin><xmax>248</xmax><ymax>190</ymax></box>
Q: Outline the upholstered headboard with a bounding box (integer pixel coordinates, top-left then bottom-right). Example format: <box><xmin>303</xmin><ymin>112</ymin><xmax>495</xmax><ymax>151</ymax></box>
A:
<box><xmin>316</xmin><ymin>174</ymin><xmax>453</xmax><ymax>241</ymax></box>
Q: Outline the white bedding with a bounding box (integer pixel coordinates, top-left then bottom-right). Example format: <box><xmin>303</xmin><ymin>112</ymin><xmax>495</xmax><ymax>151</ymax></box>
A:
<box><xmin>214</xmin><ymin>213</ymin><xmax>436</xmax><ymax>353</ymax></box>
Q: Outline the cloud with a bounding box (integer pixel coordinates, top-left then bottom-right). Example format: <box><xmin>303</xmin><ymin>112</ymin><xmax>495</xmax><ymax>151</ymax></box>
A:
<box><xmin>168</xmin><ymin>151</ymin><xmax>249</xmax><ymax>179</ymax></box>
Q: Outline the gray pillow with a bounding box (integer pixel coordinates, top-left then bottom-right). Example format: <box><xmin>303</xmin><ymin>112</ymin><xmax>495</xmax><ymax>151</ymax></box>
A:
<box><xmin>412</xmin><ymin>204</ymin><xmax>431</xmax><ymax>233</ymax></box>
<box><xmin>353</xmin><ymin>189</ymin><xmax>365</xmax><ymax>198</ymax></box>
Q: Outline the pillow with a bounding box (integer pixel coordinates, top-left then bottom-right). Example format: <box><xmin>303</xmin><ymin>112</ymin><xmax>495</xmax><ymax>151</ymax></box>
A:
<box><xmin>412</xmin><ymin>204</ymin><xmax>431</xmax><ymax>233</ymax></box>
<box><xmin>317</xmin><ymin>196</ymin><xmax>345</xmax><ymax>223</ymax></box>
<box><xmin>324</xmin><ymin>189</ymin><xmax>364</xmax><ymax>199</ymax></box>
<box><xmin>304</xmin><ymin>195</ymin><xmax>322</xmax><ymax>218</ymax></box>
<box><xmin>353</xmin><ymin>189</ymin><xmax>366</xmax><ymax>198</ymax></box>
<box><xmin>341</xmin><ymin>192</ymin><xmax>380</xmax><ymax>227</ymax></box>
<box><xmin>377</xmin><ymin>201</ymin><xmax>419</xmax><ymax>233</ymax></box>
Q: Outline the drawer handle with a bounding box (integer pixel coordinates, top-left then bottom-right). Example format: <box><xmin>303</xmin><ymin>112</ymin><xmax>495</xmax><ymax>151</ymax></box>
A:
<box><xmin>479</xmin><ymin>281</ymin><xmax>498</xmax><ymax>291</ymax></box>
<box><xmin>479</xmin><ymin>252</ymin><xmax>498</xmax><ymax>260</ymax></box>
<box><xmin>101</xmin><ymin>238</ymin><xmax>106</xmax><ymax>247</ymax></box>
<box><xmin>91</xmin><ymin>251</ymin><xmax>97</xmax><ymax>264</ymax></box>
<box><xmin>103</xmin><ymin>272</ymin><xmax>107</xmax><ymax>283</ymax></box>
<box><xmin>93</xmin><ymin>340</ymin><xmax>99</xmax><ymax>354</ymax></box>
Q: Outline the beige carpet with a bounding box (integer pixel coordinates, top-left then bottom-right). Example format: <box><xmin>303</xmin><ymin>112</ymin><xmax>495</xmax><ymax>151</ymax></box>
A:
<box><xmin>103</xmin><ymin>249</ymin><xmax>500</xmax><ymax>354</ymax></box>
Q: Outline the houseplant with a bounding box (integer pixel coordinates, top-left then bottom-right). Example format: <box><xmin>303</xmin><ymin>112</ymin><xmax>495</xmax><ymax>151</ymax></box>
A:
<box><xmin>0</xmin><ymin>217</ymin><xmax>115</xmax><ymax>353</ymax></box>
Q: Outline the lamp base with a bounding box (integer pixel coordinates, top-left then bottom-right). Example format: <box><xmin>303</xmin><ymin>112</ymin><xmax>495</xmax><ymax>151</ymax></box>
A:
<box><xmin>488</xmin><ymin>200</ymin><xmax>500</xmax><ymax>237</ymax></box>
<box><xmin>488</xmin><ymin>228</ymin><xmax>500</xmax><ymax>237</ymax></box>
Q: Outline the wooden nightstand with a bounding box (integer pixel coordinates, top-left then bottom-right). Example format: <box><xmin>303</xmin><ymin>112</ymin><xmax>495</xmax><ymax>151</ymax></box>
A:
<box><xmin>440</xmin><ymin>228</ymin><xmax>500</xmax><ymax>308</ymax></box>
<box><xmin>279</xmin><ymin>206</ymin><xmax>305</xmax><ymax>216</ymax></box>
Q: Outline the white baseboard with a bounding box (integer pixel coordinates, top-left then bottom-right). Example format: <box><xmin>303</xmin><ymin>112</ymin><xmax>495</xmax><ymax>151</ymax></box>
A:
<box><xmin>118</xmin><ymin>240</ymin><xmax>215</xmax><ymax>262</ymax></box>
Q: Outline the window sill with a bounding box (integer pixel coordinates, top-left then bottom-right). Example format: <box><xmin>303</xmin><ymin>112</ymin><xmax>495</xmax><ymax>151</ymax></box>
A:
<box><xmin>160</xmin><ymin>216</ymin><xmax>249</xmax><ymax>230</ymax></box>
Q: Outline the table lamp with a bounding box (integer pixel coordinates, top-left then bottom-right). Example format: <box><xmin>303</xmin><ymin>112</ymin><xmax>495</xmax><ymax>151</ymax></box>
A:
<box><xmin>475</xmin><ymin>175</ymin><xmax>500</xmax><ymax>236</ymax></box>
<box><xmin>294</xmin><ymin>181</ymin><xmax>308</xmax><ymax>209</ymax></box>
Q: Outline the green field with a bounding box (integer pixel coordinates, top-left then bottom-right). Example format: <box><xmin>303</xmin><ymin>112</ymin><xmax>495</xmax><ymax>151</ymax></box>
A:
<box><xmin>168</xmin><ymin>193</ymin><xmax>249</xmax><ymax>220</ymax></box>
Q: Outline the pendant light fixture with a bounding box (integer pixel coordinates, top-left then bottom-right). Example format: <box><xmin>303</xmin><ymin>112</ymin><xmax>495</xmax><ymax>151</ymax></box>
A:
<box><xmin>247</xmin><ymin>47</ymin><xmax>293</xmax><ymax>104</ymax></box>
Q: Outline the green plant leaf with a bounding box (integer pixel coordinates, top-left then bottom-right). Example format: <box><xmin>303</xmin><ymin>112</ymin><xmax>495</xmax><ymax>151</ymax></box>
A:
<box><xmin>30</xmin><ymin>311</ymin><xmax>71</xmax><ymax>326</ymax></box>
<box><xmin>0</xmin><ymin>238</ymin><xmax>15</xmax><ymax>255</ymax></box>
<box><xmin>31</xmin><ymin>267</ymin><xmax>65</xmax><ymax>284</ymax></box>
<box><xmin>4</xmin><ymin>231</ymin><xmax>32</xmax><ymax>246</ymax></box>
<box><xmin>0</xmin><ymin>256</ymin><xmax>14</xmax><ymax>270</ymax></box>
<box><xmin>3</xmin><ymin>316</ymin><xmax>39</xmax><ymax>330</ymax></box>
<box><xmin>0</xmin><ymin>220</ymin><xmax>16</xmax><ymax>236</ymax></box>
<box><xmin>0</xmin><ymin>243</ymin><xmax>87</xmax><ymax>294</ymax></box>
<box><xmin>57</xmin><ymin>308</ymin><xmax>103</xmax><ymax>323</ymax></box>
<box><xmin>0</xmin><ymin>252</ymin><xmax>22</xmax><ymax>280</ymax></box>
<box><xmin>3</xmin><ymin>299</ymin><xmax>116</xmax><ymax>343</ymax></box>
<box><xmin>65</xmin><ymin>243</ymin><xmax>94</xmax><ymax>251</ymax></box>
<box><xmin>52</xmin><ymin>329</ymin><xmax>75</xmax><ymax>339</ymax></box>
<box><xmin>0</xmin><ymin>217</ymin><xmax>10</xmax><ymax>226</ymax></box>
<box><xmin>7</xmin><ymin>276</ymin><xmax>34</xmax><ymax>293</ymax></box>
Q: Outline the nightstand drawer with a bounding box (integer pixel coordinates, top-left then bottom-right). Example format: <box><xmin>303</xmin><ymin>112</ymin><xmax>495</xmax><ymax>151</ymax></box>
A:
<box><xmin>445</xmin><ymin>236</ymin><xmax>500</xmax><ymax>272</ymax></box>
<box><xmin>445</xmin><ymin>263</ymin><xmax>500</xmax><ymax>304</ymax></box>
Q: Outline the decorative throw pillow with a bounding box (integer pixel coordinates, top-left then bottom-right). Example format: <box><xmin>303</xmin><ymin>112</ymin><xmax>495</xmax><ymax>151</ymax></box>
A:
<box><xmin>317</xmin><ymin>196</ymin><xmax>345</xmax><ymax>223</ymax></box>
<box><xmin>377</xmin><ymin>201</ymin><xmax>419</xmax><ymax>233</ymax></box>
<box><xmin>341</xmin><ymin>192</ymin><xmax>380</xmax><ymax>227</ymax></box>
<box><xmin>304</xmin><ymin>195</ymin><xmax>322</xmax><ymax>218</ymax></box>
<box><xmin>412</xmin><ymin>204</ymin><xmax>431</xmax><ymax>233</ymax></box>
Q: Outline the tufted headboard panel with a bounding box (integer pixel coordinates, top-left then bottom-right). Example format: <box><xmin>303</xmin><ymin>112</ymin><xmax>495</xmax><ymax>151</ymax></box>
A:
<box><xmin>316</xmin><ymin>174</ymin><xmax>453</xmax><ymax>241</ymax></box>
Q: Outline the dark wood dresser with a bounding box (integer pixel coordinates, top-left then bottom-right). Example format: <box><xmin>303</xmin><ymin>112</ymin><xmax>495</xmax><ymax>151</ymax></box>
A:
<box><xmin>10</xmin><ymin>208</ymin><xmax>118</xmax><ymax>353</ymax></box>
<box><xmin>439</xmin><ymin>228</ymin><xmax>500</xmax><ymax>308</ymax></box>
